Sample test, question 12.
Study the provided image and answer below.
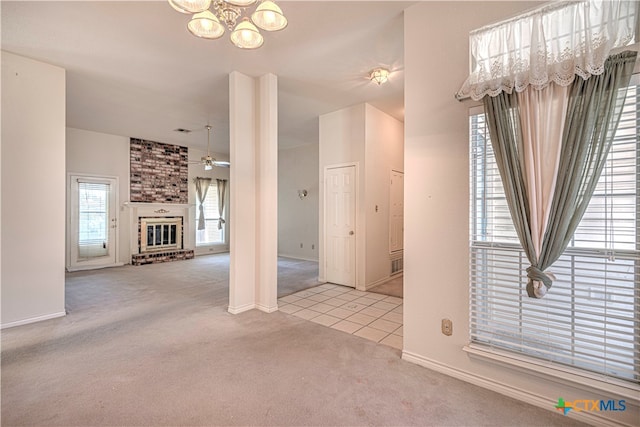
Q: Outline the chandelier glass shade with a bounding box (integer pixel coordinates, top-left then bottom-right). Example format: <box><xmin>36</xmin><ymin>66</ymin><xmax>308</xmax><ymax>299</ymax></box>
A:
<box><xmin>251</xmin><ymin>1</ymin><xmax>287</xmax><ymax>31</ymax></box>
<box><xmin>169</xmin><ymin>0</ymin><xmax>287</xmax><ymax>49</ymax></box>
<box><xmin>169</xmin><ymin>0</ymin><xmax>211</xmax><ymax>14</ymax></box>
<box><xmin>225</xmin><ymin>0</ymin><xmax>257</xmax><ymax>6</ymax></box>
<box><xmin>188</xmin><ymin>10</ymin><xmax>225</xmax><ymax>39</ymax></box>
<box><xmin>230</xmin><ymin>18</ymin><xmax>264</xmax><ymax>49</ymax></box>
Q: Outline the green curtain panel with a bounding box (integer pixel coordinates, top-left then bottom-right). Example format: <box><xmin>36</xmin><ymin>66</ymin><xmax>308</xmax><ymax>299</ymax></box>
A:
<box><xmin>483</xmin><ymin>51</ymin><xmax>637</xmax><ymax>298</ymax></box>
<box><xmin>194</xmin><ymin>177</ymin><xmax>212</xmax><ymax>231</ymax></box>
<box><xmin>216</xmin><ymin>178</ymin><xmax>227</xmax><ymax>230</ymax></box>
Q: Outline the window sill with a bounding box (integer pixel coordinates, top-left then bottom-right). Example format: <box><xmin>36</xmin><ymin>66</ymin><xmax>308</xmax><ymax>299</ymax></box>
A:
<box><xmin>195</xmin><ymin>243</ymin><xmax>226</xmax><ymax>247</ymax></box>
<box><xmin>194</xmin><ymin>243</ymin><xmax>228</xmax><ymax>256</ymax></box>
<box><xmin>463</xmin><ymin>343</ymin><xmax>640</xmax><ymax>405</ymax></box>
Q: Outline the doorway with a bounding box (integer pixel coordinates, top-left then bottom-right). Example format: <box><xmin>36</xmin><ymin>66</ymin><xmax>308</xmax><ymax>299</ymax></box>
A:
<box><xmin>324</xmin><ymin>164</ymin><xmax>357</xmax><ymax>287</ymax></box>
<box><xmin>277</xmin><ymin>143</ymin><xmax>322</xmax><ymax>296</ymax></box>
<box><xmin>68</xmin><ymin>174</ymin><xmax>119</xmax><ymax>271</ymax></box>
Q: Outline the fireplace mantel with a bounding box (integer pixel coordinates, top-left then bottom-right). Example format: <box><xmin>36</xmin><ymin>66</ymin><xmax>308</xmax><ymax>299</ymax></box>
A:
<box><xmin>124</xmin><ymin>202</ymin><xmax>190</xmax><ymax>214</ymax></box>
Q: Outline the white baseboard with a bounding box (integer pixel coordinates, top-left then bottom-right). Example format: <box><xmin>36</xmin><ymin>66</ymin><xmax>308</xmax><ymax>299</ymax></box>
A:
<box><xmin>277</xmin><ymin>253</ymin><xmax>319</xmax><ymax>262</ymax></box>
<box><xmin>1</xmin><ymin>311</ymin><xmax>66</xmax><ymax>329</ymax></box>
<box><xmin>256</xmin><ymin>303</ymin><xmax>279</xmax><ymax>313</ymax></box>
<box><xmin>227</xmin><ymin>303</ymin><xmax>256</xmax><ymax>315</ymax></box>
<box><xmin>66</xmin><ymin>262</ymin><xmax>125</xmax><ymax>272</ymax></box>
<box><xmin>195</xmin><ymin>247</ymin><xmax>229</xmax><ymax>256</ymax></box>
<box><xmin>401</xmin><ymin>350</ymin><xmax>631</xmax><ymax>427</ymax></box>
<box><xmin>364</xmin><ymin>274</ymin><xmax>402</xmax><ymax>291</ymax></box>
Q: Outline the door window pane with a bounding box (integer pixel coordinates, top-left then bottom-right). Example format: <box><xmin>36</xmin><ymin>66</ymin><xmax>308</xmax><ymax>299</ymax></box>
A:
<box><xmin>78</xmin><ymin>182</ymin><xmax>109</xmax><ymax>258</ymax></box>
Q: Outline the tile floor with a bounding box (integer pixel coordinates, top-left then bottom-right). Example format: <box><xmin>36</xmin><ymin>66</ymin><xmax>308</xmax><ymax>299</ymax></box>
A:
<box><xmin>278</xmin><ymin>283</ymin><xmax>403</xmax><ymax>350</ymax></box>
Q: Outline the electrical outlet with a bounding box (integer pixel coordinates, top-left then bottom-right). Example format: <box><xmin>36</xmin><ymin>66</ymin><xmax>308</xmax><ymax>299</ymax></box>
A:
<box><xmin>441</xmin><ymin>318</ymin><xmax>453</xmax><ymax>336</ymax></box>
<box><xmin>300</xmin><ymin>243</ymin><xmax>303</xmax><ymax>248</ymax></box>
<box><xmin>311</xmin><ymin>244</ymin><xmax>315</xmax><ymax>250</ymax></box>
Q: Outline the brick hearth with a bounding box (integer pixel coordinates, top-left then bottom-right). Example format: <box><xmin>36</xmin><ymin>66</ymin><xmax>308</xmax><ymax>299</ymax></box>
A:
<box><xmin>131</xmin><ymin>249</ymin><xmax>194</xmax><ymax>266</ymax></box>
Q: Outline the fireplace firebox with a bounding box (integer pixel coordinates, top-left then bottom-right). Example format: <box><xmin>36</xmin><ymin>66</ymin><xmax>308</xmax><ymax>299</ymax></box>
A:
<box><xmin>139</xmin><ymin>217</ymin><xmax>183</xmax><ymax>253</ymax></box>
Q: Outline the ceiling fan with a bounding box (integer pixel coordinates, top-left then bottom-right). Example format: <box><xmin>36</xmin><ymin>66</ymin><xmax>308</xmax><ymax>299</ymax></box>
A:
<box><xmin>191</xmin><ymin>125</ymin><xmax>230</xmax><ymax>170</ymax></box>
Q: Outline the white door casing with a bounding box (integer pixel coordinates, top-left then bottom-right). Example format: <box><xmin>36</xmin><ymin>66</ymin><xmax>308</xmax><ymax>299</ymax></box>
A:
<box><xmin>68</xmin><ymin>174</ymin><xmax>118</xmax><ymax>271</ymax></box>
<box><xmin>324</xmin><ymin>164</ymin><xmax>357</xmax><ymax>287</ymax></box>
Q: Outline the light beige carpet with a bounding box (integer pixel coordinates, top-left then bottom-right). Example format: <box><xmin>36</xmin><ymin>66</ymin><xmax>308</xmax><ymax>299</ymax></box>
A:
<box><xmin>277</xmin><ymin>256</ymin><xmax>324</xmax><ymax>296</ymax></box>
<box><xmin>1</xmin><ymin>254</ymin><xmax>586</xmax><ymax>426</ymax></box>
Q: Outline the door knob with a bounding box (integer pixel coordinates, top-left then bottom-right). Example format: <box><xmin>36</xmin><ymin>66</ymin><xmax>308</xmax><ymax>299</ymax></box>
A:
<box><xmin>349</xmin><ymin>231</ymin><xmax>354</xmax><ymax>235</ymax></box>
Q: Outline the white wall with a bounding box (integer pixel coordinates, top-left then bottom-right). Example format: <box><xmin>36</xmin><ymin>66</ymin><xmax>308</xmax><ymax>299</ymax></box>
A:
<box><xmin>318</xmin><ymin>103</ymin><xmax>403</xmax><ymax>289</ymax></box>
<box><xmin>403</xmin><ymin>3</ymin><xmax>638</xmax><ymax>426</ymax></box>
<box><xmin>1</xmin><ymin>51</ymin><xmax>66</xmax><ymax>328</ymax></box>
<box><xmin>278</xmin><ymin>143</ymin><xmax>319</xmax><ymax>261</ymax></box>
<box><xmin>66</xmin><ymin>127</ymin><xmax>131</xmax><ymax>265</ymax></box>
<box><xmin>364</xmin><ymin>104</ymin><xmax>403</xmax><ymax>286</ymax></box>
<box><xmin>318</xmin><ymin>104</ymin><xmax>367</xmax><ymax>286</ymax></box>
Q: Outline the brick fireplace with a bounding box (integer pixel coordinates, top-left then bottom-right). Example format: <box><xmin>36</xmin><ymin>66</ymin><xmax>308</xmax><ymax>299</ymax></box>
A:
<box><xmin>128</xmin><ymin>138</ymin><xmax>194</xmax><ymax>265</ymax></box>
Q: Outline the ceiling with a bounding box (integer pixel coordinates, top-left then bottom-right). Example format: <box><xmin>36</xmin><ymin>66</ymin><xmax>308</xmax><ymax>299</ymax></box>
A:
<box><xmin>1</xmin><ymin>1</ymin><xmax>412</xmax><ymax>154</ymax></box>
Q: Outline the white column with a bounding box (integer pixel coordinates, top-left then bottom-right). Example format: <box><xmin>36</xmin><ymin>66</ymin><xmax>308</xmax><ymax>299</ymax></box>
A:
<box><xmin>228</xmin><ymin>71</ymin><xmax>257</xmax><ymax>314</ymax></box>
<box><xmin>256</xmin><ymin>74</ymin><xmax>278</xmax><ymax>312</ymax></box>
<box><xmin>228</xmin><ymin>71</ymin><xmax>279</xmax><ymax>314</ymax></box>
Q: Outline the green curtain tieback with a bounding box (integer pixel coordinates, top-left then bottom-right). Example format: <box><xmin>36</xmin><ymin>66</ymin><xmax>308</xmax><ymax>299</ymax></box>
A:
<box><xmin>526</xmin><ymin>266</ymin><xmax>555</xmax><ymax>299</ymax></box>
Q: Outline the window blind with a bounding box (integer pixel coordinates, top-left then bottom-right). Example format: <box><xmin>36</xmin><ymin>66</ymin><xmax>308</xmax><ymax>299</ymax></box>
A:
<box><xmin>469</xmin><ymin>83</ymin><xmax>639</xmax><ymax>383</ymax></box>
<box><xmin>78</xmin><ymin>181</ymin><xmax>110</xmax><ymax>258</ymax></box>
<box><xmin>196</xmin><ymin>182</ymin><xmax>224</xmax><ymax>245</ymax></box>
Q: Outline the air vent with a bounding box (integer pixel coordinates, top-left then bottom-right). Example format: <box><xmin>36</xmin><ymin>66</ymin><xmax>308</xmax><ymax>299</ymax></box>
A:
<box><xmin>173</xmin><ymin>128</ymin><xmax>192</xmax><ymax>134</ymax></box>
<box><xmin>391</xmin><ymin>257</ymin><xmax>403</xmax><ymax>275</ymax></box>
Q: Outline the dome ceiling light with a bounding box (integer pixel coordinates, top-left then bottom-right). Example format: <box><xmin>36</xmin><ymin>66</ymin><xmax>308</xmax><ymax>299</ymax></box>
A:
<box><xmin>370</xmin><ymin>68</ymin><xmax>390</xmax><ymax>85</ymax></box>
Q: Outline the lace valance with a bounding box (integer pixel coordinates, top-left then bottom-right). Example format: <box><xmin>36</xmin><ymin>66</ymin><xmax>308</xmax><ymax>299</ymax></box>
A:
<box><xmin>456</xmin><ymin>0</ymin><xmax>637</xmax><ymax>101</ymax></box>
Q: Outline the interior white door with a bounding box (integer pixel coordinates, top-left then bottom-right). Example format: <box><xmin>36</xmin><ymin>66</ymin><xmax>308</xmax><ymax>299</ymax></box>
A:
<box><xmin>389</xmin><ymin>170</ymin><xmax>404</xmax><ymax>252</ymax></box>
<box><xmin>325</xmin><ymin>165</ymin><xmax>356</xmax><ymax>287</ymax></box>
<box><xmin>69</xmin><ymin>175</ymin><xmax>118</xmax><ymax>270</ymax></box>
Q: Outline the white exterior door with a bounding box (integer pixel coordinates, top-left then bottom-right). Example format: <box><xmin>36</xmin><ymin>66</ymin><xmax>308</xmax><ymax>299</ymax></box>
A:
<box><xmin>325</xmin><ymin>165</ymin><xmax>356</xmax><ymax>287</ymax></box>
<box><xmin>68</xmin><ymin>175</ymin><xmax>118</xmax><ymax>271</ymax></box>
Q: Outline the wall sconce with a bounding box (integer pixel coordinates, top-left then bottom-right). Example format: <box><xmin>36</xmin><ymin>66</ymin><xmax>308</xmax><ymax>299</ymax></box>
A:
<box><xmin>298</xmin><ymin>189</ymin><xmax>308</xmax><ymax>199</ymax></box>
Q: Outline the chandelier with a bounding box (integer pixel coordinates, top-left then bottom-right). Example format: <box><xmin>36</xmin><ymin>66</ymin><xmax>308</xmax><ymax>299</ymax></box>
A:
<box><xmin>168</xmin><ymin>0</ymin><xmax>288</xmax><ymax>49</ymax></box>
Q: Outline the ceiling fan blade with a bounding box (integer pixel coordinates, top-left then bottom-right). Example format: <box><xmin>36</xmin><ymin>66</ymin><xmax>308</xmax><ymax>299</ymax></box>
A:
<box><xmin>212</xmin><ymin>160</ymin><xmax>231</xmax><ymax>168</ymax></box>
